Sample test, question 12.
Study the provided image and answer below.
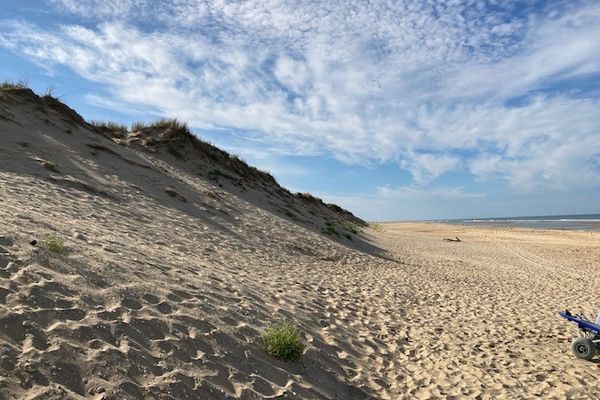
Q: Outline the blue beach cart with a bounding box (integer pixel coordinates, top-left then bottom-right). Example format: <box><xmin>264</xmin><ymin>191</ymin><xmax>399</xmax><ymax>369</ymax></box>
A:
<box><xmin>559</xmin><ymin>310</ymin><xmax>600</xmax><ymax>360</ymax></box>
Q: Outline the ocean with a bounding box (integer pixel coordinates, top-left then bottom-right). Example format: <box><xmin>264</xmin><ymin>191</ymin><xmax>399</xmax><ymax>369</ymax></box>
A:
<box><xmin>436</xmin><ymin>214</ymin><xmax>600</xmax><ymax>232</ymax></box>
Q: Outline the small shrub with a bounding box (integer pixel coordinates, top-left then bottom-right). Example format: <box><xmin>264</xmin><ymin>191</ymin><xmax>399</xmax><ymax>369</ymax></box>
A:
<box><xmin>263</xmin><ymin>320</ymin><xmax>305</xmax><ymax>361</ymax></box>
<box><xmin>42</xmin><ymin>233</ymin><xmax>65</xmax><ymax>253</ymax></box>
<box><xmin>344</xmin><ymin>233</ymin><xmax>352</xmax><ymax>241</ymax></box>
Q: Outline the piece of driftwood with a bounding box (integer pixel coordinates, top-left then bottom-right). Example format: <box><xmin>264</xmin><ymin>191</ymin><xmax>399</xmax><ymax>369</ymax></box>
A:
<box><xmin>443</xmin><ymin>237</ymin><xmax>461</xmax><ymax>242</ymax></box>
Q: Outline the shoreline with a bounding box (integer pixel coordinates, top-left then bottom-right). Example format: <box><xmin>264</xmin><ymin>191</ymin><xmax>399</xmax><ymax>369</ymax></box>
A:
<box><xmin>374</xmin><ymin>220</ymin><xmax>600</xmax><ymax>233</ymax></box>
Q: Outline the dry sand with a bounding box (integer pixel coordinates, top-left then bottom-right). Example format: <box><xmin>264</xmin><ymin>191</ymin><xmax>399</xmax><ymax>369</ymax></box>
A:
<box><xmin>1</xmin><ymin>88</ymin><xmax>600</xmax><ymax>399</ymax></box>
<box><xmin>370</xmin><ymin>222</ymin><xmax>600</xmax><ymax>399</ymax></box>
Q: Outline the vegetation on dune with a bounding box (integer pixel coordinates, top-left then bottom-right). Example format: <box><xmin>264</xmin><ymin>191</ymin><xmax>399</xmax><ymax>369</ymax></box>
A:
<box><xmin>284</xmin><ymin>210</ymin><xmax>299</xmax><ymax>221</ymax></box>
<box><xmin>133</xmin><ymin>118</ymin><xmax>207</xmax><ymax>155</ymax></box>
<box><xmin>263</xmin><ymin>320</ymin><xmax>305</xmax><ymax>362</ymax></box>
<box><xmin>91</xmin><ymin>120</ymin><xmax>128</xmax><ymax>140</ymax></box>
<box><xmin>343</xmin><ymin>221</ymin><xmax>362</xmax><ymax>234</ymax></box>
<box><xmin>42</xmin><ymin>88</ymin><xmax>58</xmax><ymax>101</ymax></box>
<box><xmin>132</xmin><ymin>118</ymin><xmax>280</xmax><ymax>186</ymax></box>
<box><xmin>0</xmin><ymin>79</ymin><xmax>28</xmax><ymax>90</ymax></box>
<box><xmin>207</xmin><ymin>169</ymin><xmax>235</xmax><ymax>182</ymax></box>
<box><xmin>322</xmin><ymin>221</ymin><xmax>339</xmax><ymax>236</ymax></box>
<box><xmin>296</xmin><ymin>192</ymin><xmax>368</xmax><ymax>228</ymax></box>
<box><xmin>131</xmin><ymin>118</ymin><xmax>190</xmax><ymax>133</ymax></box>
<box><xmin>296</xmin><ymin>192</ymin><xmax>321</xmax><ymax>202</ymax></box>
<box><xmin>90</xmin><ymin>120</ymin><xmax>127</xmax><ymax>133</ymax></box>
<box><xmin>42</xmin><ymin>233</ymin><xmax>65</xmax><ymax>253</ymax></box>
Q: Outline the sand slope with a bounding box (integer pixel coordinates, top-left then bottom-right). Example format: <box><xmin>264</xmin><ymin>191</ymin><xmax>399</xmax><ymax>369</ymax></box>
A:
<box><xmin>0</xmin><ymin>88</ymin><xmax>393</xmax><ymax>399</ymax></box>
<box><xmin>1</xmin><ymin>87</ymin><xmax>600</xmax><ymax>399</ymax></box>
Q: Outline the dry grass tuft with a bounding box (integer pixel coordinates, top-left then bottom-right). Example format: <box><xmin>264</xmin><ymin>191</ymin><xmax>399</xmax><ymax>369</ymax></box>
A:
<box><xmin>91</xmin><ymin>120</ymin><xmax>128</xmax><ymax>138</ymax></box>
<box><xmin>0</xmin><ymin>79</ymin><xmax>29</xmax><ymax>90</ymax></box>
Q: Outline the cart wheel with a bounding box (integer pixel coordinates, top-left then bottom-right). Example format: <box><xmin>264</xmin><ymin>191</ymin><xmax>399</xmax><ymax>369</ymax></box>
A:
<box><xmin>571</xmin><ymin>337</ymin><xmax>596</xmax><ymax>360</ymax></box>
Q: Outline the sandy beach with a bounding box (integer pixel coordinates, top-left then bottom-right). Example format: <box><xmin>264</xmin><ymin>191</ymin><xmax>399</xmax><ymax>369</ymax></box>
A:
<box><xmin>369</xmin><ymin>222</ymin><xmax>600</xmax><ymax>399</ymax></box>
<box><xmin>1</xmin><ymin>88</ymin><xmax>600</xmax><ymax>399</ymax></box>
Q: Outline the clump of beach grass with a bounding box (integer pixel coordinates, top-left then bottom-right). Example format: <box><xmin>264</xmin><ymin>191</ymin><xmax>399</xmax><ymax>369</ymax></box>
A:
<box><xmin>0</xmin><ymin>79</ymin><xmax>28</xmax><ymax>90</ymax></box>
<box><xmin>91</xmin><ymin>120</ymin><xmax>128</xmax><ymax>138</ymax></box>
<box><xmin>42</xmin><ymin>233</ymin><xmax>65</xmax><ymax>253</ymax></box>
<box><xmin>131</xmin><ymin>118</ymin><xmax>189</xmax><ymax>133</ymax></box>
<box><xmin>263</xmin><ymin>320</ymin><xmax>305</xmax><ymax>361</ymax></box>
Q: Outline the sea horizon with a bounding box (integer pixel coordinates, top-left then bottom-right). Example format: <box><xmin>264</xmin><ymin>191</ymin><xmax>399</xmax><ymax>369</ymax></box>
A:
<box><xmin>433</xmin><ymin>213</ymin><xmax>600</xmax><ymax>232</ymax></box>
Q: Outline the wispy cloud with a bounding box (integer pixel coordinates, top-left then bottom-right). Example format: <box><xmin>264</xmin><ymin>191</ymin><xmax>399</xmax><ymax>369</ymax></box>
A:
<box><xmin>1</xmin><ymin>0</ymin><xmax>599</xmax><ymax>194</ymax></box>
<box><xmin>316</xmin><ymin>185</ymin><xmax>486</xmax><ymax>221</ymax></box>
<box><xmin>49</xmin><ymin>0</ymin><xmax>142</xmax><ymax>17</ymax></box>
<box><xmin>377</xmin><ymin>185</ymin><xmax>485</xmax><ymax>200</ymax></box>
<box><xmin>401</xmin><ymin>154</ymin><xmax>461</xmax><ymax>184</ymax></box>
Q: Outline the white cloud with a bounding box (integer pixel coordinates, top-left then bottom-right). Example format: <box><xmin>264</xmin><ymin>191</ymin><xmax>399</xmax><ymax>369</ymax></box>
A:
<box><xmin>49</xmin><ymin>0</ymin><xmax>144</xmax><ymax>16</ymax></box>
<box><xmin>274</xmin><ymin>56</ymin><xmax>310</xmax><ymax>94</ymax></box>
<box><xmin>444</xmin><ymin>5</ymin><xmax>600</xmax><ymax>101</ymax></box>
<box><xmin>1</xmin><ymin>0</ymin><xmax>599</xmax><ymax>192</ymax></box>
<box><xmin>377</xmin><ymin>185</ymin><xmax>485</xmax><ymax>200</ymax></box>
<box><xmin>402</xmin><ymin>154</ymin><xmax>460</xmax><ymax>184</ymax></box>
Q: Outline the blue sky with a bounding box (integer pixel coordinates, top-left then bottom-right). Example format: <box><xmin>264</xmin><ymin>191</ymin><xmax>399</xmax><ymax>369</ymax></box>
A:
<box><xmin>1</xmin><ymin>0</ymin><xmax>599</xmax><ymax>221</ymax></box>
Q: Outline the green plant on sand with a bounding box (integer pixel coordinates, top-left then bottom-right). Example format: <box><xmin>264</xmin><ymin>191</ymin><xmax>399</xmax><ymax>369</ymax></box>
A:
<box><xmin>263</xmin><ymin>320</ymin><xmax>305</xmax><ymax>361</ymax></box>
<box><xmin>322</xmin><ymin>221</ymin><xmax>339</xmax><ymax>236</ymax></box>
<box><xmin>42</xmin><ymin>233</ymin><xmax>65</xmax><ymax>253</ymax></box>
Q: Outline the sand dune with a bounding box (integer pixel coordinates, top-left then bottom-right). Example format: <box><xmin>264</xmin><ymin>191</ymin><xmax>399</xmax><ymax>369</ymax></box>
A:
<box><xmin>1</xmin><ymin>87</ymin><xmax>600</xmax><ymax>399</ymax></box>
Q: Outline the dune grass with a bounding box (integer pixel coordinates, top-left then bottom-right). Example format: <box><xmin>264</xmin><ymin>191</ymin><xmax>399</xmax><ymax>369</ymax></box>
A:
<box><xmin>131</xmin><ymin>118</ymin><xmax>189</xmax><ymax>132</ymax></box>
<box><xmin>91</xmin><ymin>120</ymin><xmax>128</xmax><ymax>132</ymax></box>
<box><xmin>0</xmin><ymin>79</ymin><xmax>28</xmax><ymax>90</ymax></box>
<box><xmin>263</xmin><ymin>320</ymin><xmax>305</xmax><ymax>361</ymax></box>
<box><xmin>43</xmin><ymin>87</ymin><xmax>57</xmax><ymax>99</ymax></box>
<box><xmin>42</xmin><ymin>233</ymin><xmax>65</xmax><ymax>253</ymax></box>
<box><xmin>90</xmin><ymin>120</ymin><xmax>128</xmax><ymax>138</ymax></box>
